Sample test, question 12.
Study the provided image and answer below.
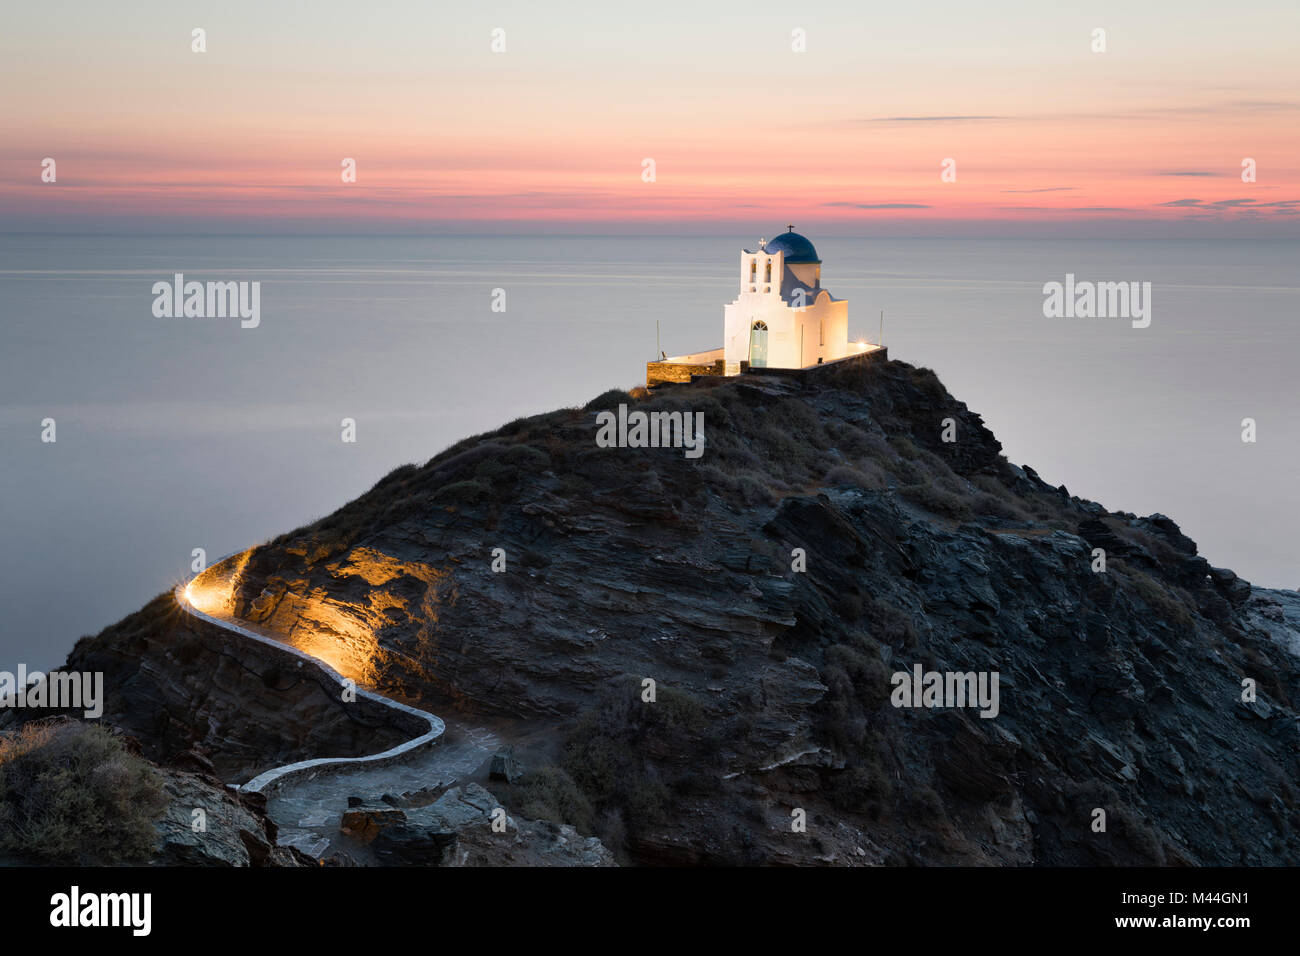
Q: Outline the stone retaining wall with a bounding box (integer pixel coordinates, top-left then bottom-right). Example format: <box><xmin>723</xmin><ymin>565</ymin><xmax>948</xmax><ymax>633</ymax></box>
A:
<box><xmin>174</xmin><ymin>584</ymin><xmax>445</xmax><ymax>796</ymax></box>
<box><xmin>648</xmin><ymin>345</ymin><xmax>888</xmax><ymax>388</ymax></box>
<box><xmin>646</xmin><ymin>358</ymin><xmax>726</xmax><ymax>386</ymax></box>
<box><xmin>742</xmin><ymin>346</ymin><xmax>889</xmax><ymax>379</ymax></box>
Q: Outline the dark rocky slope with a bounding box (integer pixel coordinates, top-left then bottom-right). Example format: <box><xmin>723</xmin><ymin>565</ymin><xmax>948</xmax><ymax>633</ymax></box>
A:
<box><xmin>60</xmin><ymin>360</ymin><xmax>1300</xmax><ymax>864</ymax></box>
<box><xmin>37</xmin><ymin>594</ymin><xmax>411</xmax><ymax>781</ymax></box>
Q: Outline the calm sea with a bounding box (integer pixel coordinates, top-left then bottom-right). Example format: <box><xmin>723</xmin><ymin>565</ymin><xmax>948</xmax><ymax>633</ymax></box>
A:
<box><xmin>2</xmin><ymin>234</ymin><xmax>1297</xmax><ymax>669</ymax></box>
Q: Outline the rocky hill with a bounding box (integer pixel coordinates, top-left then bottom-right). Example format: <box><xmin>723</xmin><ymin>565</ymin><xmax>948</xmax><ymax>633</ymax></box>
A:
<box><xmin>55</xmin><ymin>358</ymin><xmax>1300</xmax><ymax>865</ymax></box>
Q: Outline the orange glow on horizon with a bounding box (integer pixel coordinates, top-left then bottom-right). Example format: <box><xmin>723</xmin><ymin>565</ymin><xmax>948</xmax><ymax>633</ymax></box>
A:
<box><xmin>7</xmin><ymin>7</ymin><xmax>1295</xmax><ymax>233</ymax></box>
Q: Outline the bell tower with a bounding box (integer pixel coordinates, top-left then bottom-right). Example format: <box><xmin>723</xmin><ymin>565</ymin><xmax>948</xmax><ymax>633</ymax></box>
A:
<box><xmin>738</xmin><ymin>246</ymin><xmax>783</xmax><ymax>296</ymax></box>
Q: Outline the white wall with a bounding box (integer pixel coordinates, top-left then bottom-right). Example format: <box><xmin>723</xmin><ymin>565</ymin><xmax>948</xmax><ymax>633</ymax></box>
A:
<box><xmin>723</xmin><ymin>246</ymin><xmax>849</xmax><ymax>369</ymax></box>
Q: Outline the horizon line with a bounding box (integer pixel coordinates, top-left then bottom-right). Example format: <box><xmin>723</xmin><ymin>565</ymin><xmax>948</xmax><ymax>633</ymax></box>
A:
<box><xmin>5</xmin><ymin>229</ymin><xmax>1300</xmax><ymax>241</ymax></box>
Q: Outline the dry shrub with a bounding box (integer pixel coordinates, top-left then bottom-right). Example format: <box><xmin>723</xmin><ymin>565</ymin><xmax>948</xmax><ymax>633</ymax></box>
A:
<box><xmin>0</xmin><ymin>720</ymin><xmax>167</xmax><ymax>864</ymax></box>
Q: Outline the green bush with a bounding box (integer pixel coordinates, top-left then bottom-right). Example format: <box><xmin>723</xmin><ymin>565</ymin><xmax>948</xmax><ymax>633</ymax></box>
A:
<box><xmin>755</xmin><ymin>422</ymin><xmax>818</xmax><ymax>482</ymax></box>
<box><xmin>0</xmin><ymin>720</ymin><xmax>167</xmax><ymax>864</ymax></box>
<box><xmin>889</xmin><ymin>435</ymin><xmax>920</xmax><ymax>460</ymax></box>
<box><xmin>863</xmin><ymin>595</ymin><xmax>919</xmax><ymax>647</ymax></box>
<box><xmin>736</xmin><ymin>474</ymin><xmax>778</xmax><ymax>507</ymax></box>
<box><xmin>768</xmin><ymin>399</ymin><xmax>830</xmax><ymax>449</ymax></box>
<box><xmin>367</xmin><ymin>462</ymin><xmax>418</xmax><ymax>493</ymax></box>
<box><xmin>502</xmin><ymin>443</ymin><xmax>550</xmax><ymax>469</ymax></box>
<box><xmin>584</xmin><ymin>388</ymin><xmax>634</xmax><ymax>412</ymax></box>
<box><xmin>908</xmin><ymin>365</ymin><xmax>948</xmax><ymax>402</ymax></box>
<box><xmin>973</xmin><ymin>492</ymin><xmax>1028</xmax><ymax>520</ymax></box>
<box><xmin>430</xmin><ymin>479</ymin><xmax>492</xmax><ymax>504</ymax></box>
<box><xmin>1124</xmin><ymin>568</ymin><xmax>1197</xmax><ymax>637</ymax></box>
<box><xmin>827</xmin><ymin>748</ymin><xmax>893</xmax><ymax>819</ymax></box>
<box><xmin>561</xmin><ymin>680</ymin><xmax>712</xmax><ymax>839</ymax></box>
<box><xmin>900</xmin><ymin>481</ymin><xmax>973</xmax><ymax>520</ymax></box>
<box><xmin>830</xmin><ymin>422</ymin><xmax>876</xmax><ymax>459</ymax></box>
<box><xmin>825</xmin><ymin>463</ymin><xmax>888</xmax><ymax>492</ymax></box>
<box><xmin>818</xmin><ymin>635</ymin><xmax>895</xmax><ymax>754</ymax></box>
<box><xmin>473</xmin><ymin>443</ymin><xmax>551</xmax><ymax>488</ymax></box>
<box><xmin>507</xmin><ymin>765</ymin><xmax>595</xmax><ymax>834</ymax></box>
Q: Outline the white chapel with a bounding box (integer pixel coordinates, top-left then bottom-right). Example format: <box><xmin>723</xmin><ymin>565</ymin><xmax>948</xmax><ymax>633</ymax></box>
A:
<box><xmin>646</xmin><ymin>226</ymin><xmax>878</xmax><ymax>387</ymax></box>
<box><xmin>723</xmin><ymin>226</ymin><xmax>850</xmax><ymax>371</ymax></box>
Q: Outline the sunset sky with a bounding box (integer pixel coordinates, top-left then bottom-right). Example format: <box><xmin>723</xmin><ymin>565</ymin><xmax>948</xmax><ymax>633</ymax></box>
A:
<box><xmin>3</xmin><ymin>0</ymin><xmax>1298</xmax><ymax>235</ymax></box>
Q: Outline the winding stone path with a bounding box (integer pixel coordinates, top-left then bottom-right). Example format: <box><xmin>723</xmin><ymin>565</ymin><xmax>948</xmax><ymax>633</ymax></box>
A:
<box><xmin>175</xmin><ymin>581</ymin><xmax>447</xmax><ymax>795</ymax></box>
<box><xmin>174</xmin><ymin>576</ymin><xmax>499</xmax><ymax>859</ymax></box>
<box><xmin>267</xmin><ymin>722</ymin><xmax>500</xmax><ymax>860</ymax></box>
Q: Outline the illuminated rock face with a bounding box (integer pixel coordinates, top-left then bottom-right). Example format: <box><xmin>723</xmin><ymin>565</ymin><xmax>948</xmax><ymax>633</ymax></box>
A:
<box><xmin>49</xmin><ymin>592</ymin><xmax>412</xmax><ymax>781</ymax></box>
<box><xmin>220</xmin><ymin>545</ymin><xmax>457</xmax><ymax>687</ymax></box>
<box><xmin>722</xmin><ymin>228</ymin><xmax>850</xmax><ymax>371</ymax></box>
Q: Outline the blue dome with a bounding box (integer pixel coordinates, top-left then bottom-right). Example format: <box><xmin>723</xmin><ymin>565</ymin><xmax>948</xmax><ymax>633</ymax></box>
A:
<box><xmin>765</xmin><ymin>229</ymin><xmax>820</xmax><ymax>263</ymax></box>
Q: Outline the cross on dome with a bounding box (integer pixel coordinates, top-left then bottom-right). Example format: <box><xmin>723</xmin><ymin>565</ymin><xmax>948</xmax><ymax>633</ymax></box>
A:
<box><xmin>763</xmin><ymin>228</ymin><xmax>820</xmax><ymax>264</ymax></box>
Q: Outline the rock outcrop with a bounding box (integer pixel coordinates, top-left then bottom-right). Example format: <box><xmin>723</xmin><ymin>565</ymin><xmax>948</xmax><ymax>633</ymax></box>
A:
<box><xmin>52</xmin><ymin>359</ymin><xmax>1300</xmax><ymax>865</ymax></box>
<box><xmin>357</xmin><ymin>784</ymin><xmax>614</xmax><ymax>867</ymax></box>
<box><xmin>153</xmin><ymin>766</ymin><xmax>314</xmax><ymax>867</ymax></box>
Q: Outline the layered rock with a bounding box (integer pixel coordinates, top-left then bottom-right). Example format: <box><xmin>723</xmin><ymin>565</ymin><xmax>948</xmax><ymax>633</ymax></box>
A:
<box><xmin>354</xmin><ymin>784</ymin><xmax>615</xmax><ymax>867</ymax></box>
<box><xmin>57</xmin><ymin>359</ymin><xmax>1300</xmax><ymax>865</ymax></box>
<box><xmin>153</xmin><ymin>766</ymin><xmax>313</xmax><ymax>866</ymax></box>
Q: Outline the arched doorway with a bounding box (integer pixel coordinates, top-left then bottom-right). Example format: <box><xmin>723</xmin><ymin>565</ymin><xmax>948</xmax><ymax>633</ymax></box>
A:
<box><xmin>749</xmin><ymin>321</ymin><xmax>769</xmax><ymax>368</ymax></box>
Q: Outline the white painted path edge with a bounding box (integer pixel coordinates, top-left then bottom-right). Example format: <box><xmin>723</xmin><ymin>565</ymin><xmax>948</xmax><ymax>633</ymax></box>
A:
<box><xmin>173</xmin><ymin>583</ymin><xmax>445</xmax><ymax>795</ymax></box>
